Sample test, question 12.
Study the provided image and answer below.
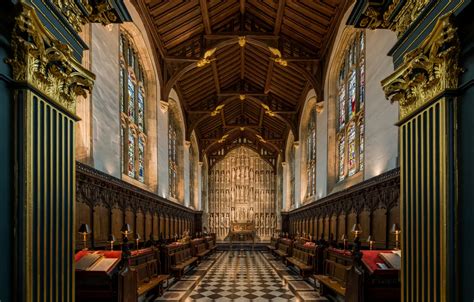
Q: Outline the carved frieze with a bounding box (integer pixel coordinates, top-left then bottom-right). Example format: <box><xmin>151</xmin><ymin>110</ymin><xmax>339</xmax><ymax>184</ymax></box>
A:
<box><xmin>7</xmin><ymin>4</ymin><xmax>95</xmax><ymax>115</ymax></box>
<box><xmin>381</xmin><ymin>15</ymin><xmax>461</xmax><ymax>120</ymax></box>
<box><xmin>52</xmin><ymin>0</ymin><xmax>123</xmax><ymax>32</ymax></box>
<box><xmin>351</xmin><ymin>0</ymin><xmax>430</xmax><ymax>37</ymax></box>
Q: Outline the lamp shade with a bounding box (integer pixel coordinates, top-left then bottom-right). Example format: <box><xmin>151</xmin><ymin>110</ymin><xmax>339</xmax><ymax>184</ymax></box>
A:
<box><xmin>133</xmin><ymin>233</ymin><xmax>141</xmax><ymax>241</ymax></box>
<box><xmin>366</xmin><ymin>235</ymin><xmax>373</xmax><ymax>243</ymax></box>
<box><xmin>351</xmin><ymin>223</ymin><xmax>362</xmax><ymax>235</ymax></box>
<box><xmin>107</xmin><ymin>234</ymin><xmax>116</xmax><ymax>243</ymax></box>
<box><xmin>78</xmin><ymin>223</ymin><xmax>91</xmax><ymax>234</ymax></box>
<box><xmin>120</xmin><ymin>223</ymin><xmax>132</xmax><ymax>235</ymax></box>
<box><xmin>341</xmin><ymin>234</ymin><xmax>347</xmax><ymax>240</ymax></box>
<box><xmin>391</xmin><ymin>223</ymin><xmax>401</xmax><ymax>234</ymax></box>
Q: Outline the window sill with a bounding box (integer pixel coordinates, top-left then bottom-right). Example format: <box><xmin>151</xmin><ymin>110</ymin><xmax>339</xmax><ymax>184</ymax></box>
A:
<box><xmin>121</xmin><ymin>174</ymin><xmax>151</xmax><ymax>192</ymax></box>
<box><xmin>330</xmin><ymin>171</ymin><xmax>364</xmax><ymax>194</ymax></box>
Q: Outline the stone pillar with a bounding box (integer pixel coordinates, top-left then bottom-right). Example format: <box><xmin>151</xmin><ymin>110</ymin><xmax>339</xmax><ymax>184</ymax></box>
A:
<box><xmin>293</xmin><ymin>141</ymin><xmax>301</xmax><ymax>208</ymax></box>
<box><xmin>198</xmin><ymin>162</ymin><xmax>203</xmax><ymax>210</ymax></box>
<box><xmin>382</xmin><ymin>15</ymin><xmax>460</xmax><ymax>302</ymax></box>
<box><xmin>157</xmin><ymin>100</ymin><xmax>169</xmax><ymax>198</ymax></box>
<box><xmin>184</xmin><ymin>140</ymin><xmax>191</xmax><ymax>207</ymax></box>
<box><xmin>282</xmin><ymin>162</ymin><xmax>288</xmax><ymax>211</ymax></box>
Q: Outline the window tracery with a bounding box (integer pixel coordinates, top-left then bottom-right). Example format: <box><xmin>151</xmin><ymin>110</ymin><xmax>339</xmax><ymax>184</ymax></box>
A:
<box><xmin>120</xmin><ymin>32</ymin><xmax>146</xmax><ymax>182</ymax></box>
<box><xmin>306</xmin><ymin>108</ymin><xmax>317</xmax><ymax>197</ymax></box>
<box><xmin>336</xmin><ymin>32</ymin><xmax>365</xmax><ymax>182</ymax></box>
<box><xmin>169</xmin><ymin>119</ymin><xmax>178</xmax><ymax>199</ymax></box>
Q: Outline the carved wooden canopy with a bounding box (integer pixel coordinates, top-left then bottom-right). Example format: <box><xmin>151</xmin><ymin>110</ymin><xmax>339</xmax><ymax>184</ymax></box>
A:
<box><xmin>134</xmin><ymin>0</ymin><xmax>350</xmax><ymax>163</ymax></box>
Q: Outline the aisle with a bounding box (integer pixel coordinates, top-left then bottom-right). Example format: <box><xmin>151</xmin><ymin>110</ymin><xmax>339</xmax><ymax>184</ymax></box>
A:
<box><xmin>187</xmin><ymin>251</ymin><xmax>296</xmax><ymax>301</ymax></box>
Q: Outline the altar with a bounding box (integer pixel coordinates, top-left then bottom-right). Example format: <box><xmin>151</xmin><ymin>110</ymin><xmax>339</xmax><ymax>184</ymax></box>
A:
<box><xmin>225</xmin><ymin>220</ymin><xmax>258</xmax><ymax>257</ymax></box>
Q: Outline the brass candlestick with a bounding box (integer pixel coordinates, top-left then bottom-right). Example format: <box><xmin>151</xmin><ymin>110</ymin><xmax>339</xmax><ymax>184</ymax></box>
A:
<box><xmin>351</xmin><ymin>223</ymin><xmax>362</xmax><ymax>239</ymax></box>
<box><xmin>134</xmin><ymin>233</ymin><xmax>141</xmax><ymax>250</ymax></box>
<box><xmin>341</xmin><ymin>234</ymin><xmax>348</xmax><ymax>250</ymax></box>
<box><xmin>78</xmin><ymin>224</ymin><xmax>91</xmax><ymax>251</ymax></box>
<box><xmin>367</xmin><ymin>235</ymin><xmax>375</xmax><ymax>250</ymax></box>
<box><xmin>391</xmin><ymin>224</ymin><xmax>401</xmax><ymax>250</ymax></box>
<box><xmin>107</xmin><ymin>234</ymin><xmax>116</xmax><ymax>251</ymax></box>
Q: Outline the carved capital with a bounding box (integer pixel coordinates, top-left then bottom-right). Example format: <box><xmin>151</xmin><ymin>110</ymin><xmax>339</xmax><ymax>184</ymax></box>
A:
<box><xmin>382</xmin><ymin>15</ymin><xmax>461</xmax><ymax>120</ymax></box>
<box><xmin>7</xmin><ymin>4</ymin><xmax>95</xmax><ymax>116</ymax></box>
<box><xmin>159</xmin><ymin>100</ymin><xmax>169</xmax><ymax>113</ymax></box>
<box><xmin>52</xmin><ymin>0</ymin><xmax>128</xmax><ymax>32</ymax></box>
<box><xmin>350</xmin><ymin>0</ymin><xmax>430</xmax><ymax>37</ymax></box>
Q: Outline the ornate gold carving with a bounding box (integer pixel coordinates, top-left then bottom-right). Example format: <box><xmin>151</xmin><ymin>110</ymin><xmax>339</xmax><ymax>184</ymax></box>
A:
<box><xmin>268</xmin><ymin>47</ymin><xmax>288</xmax><ymax>67</ymax></box>
<box><xmin>7</xmin><ymin>4</ymin><xmax>95</xmax><ymax>115</ymax></box>
<box><xmin>238</xmin><ymin>36</ymin><xmax>246</xmax><ymax>47</ymax></box>
<box><xmin>358</xmin><ymin>0</ymin><xmax>429</xmax><ymax>37</ymax></box>
<box><xmin>197</xmin><ymin>48</ymin><xmax>216</xmax><ymax>67</ymax></box>
<box><xmin>261</xmin><ymin>103</ymin><xmax>276</xmax><ymax>117</ymax></box>
<box><xmin>52</xmin><ymin>0</ymin><xmax>118</xmax><ymax>32</ymax></box>
<box><xmin>217</xmin><ymin>134</ymin><xmax>229</xmax><ymax>143</ymax></box>
<box><xmin>256</xmin><ymin>134</ymin><xmax>267</xmax><ymax>144</ymax></box>
<box><xmin>210</xmin><ymin>104</ymin><xmax>225</xmax><ymax>116</ymax></box>
<box><xmin>382</xmin><ymin>15</ymin><xmax>461</xmax><ymax>120</ymax></box>
<box><xmin>315</xmin><ymin>102</ymin><xmax>324</xmax><ymax>113</ymax></box>
<box><xmin>239</xmin><ymin>94</ymin><xmax>246</xmax><ymax>101</ymax></box>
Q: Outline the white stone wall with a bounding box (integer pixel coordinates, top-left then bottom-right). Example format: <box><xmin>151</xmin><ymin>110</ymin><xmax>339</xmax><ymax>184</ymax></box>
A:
<box><xmin>283</xmin><ymin>5</ymin><xmax>399</xmax><ymax>209</ymax></box>
<box><xmin>364</xmin><ymin>29</ymin><xmax>399</xmax><ymax>179</ymax></box>
<box><xmin>90</xmin><ymin>23</ymin><xmax>121</xmax><ymax>178</ymax></box>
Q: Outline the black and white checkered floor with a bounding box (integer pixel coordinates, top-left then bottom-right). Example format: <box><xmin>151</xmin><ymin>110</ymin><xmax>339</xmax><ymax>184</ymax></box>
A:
<box><xmin>156</xmin><ymin>250</ymin><xmax>328</xmax><ymax>301</ymax></box>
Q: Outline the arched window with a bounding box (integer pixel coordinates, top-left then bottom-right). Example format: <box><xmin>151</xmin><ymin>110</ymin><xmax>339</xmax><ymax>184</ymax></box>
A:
<box><xmin>336</xmin><ymin>32</ymin><xmax>365</xmax><ymax>182</ymax></box>
<box><xmin>120</xmin><ymin>32</ymin><xmax>146</xmax><ymax>182</ymax></box>
<box><xmin>169</xmin><ymin>119</ymin><xmax>178</xmax><ymax>199</ymax></box>
<box><xmin>306</xmin><ymin>109</ymin><xmax>317</xmax><ymax>197</ymax></box>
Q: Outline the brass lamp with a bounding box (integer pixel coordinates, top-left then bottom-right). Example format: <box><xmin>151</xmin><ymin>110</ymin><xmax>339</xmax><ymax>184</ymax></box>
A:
<box><xmin>78</xmin><ymin>223</ymin><xmax>91</xmax><ymax>251</ymax></box>
<box><xmin>341</xmin><ymin>234</ymin><xmax>348</xmax><ymax>250</ymax></box>
<box><xmin>351</xmin><ymin>223</ymin><xmax>362</xmax><ymax>239</ymax></box>
<box><xmin>391</xmin><ymin>224</ymin><xmax>401</xmax><ymax>250</ymax></box>
<box><xmin>120</xmin><ymin>223</ymin><xmax>132</xmax><ymax>239</ymax></box>
<box><xmin>134</xmin><ymin>233</ymin><xmax>141</xmax><ymax>250</ymax></box>
<box><xmin>107</xmin><ymin>234</ymin><xmax>116</xmax><ymax>251</ymax></box>
<box><xmin>367</xmin><ymin>235</ymin><xmax>375</xmax><ymax>250</ymax></box>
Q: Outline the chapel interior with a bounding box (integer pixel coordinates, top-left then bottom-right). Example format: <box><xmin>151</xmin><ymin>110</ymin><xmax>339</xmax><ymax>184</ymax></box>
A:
<box><xmin>1</xmin><ymin>0</ymin><xmax>473</xmax><ymax>301</ymax></box>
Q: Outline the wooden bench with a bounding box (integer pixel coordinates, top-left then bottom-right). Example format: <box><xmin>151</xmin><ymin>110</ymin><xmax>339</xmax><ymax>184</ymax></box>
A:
<box><xmin>133</xmin><ymin>259</ymin><xmax>168</xmax><ymax>297</ymax></box>
<box><xmin>274</xmin><ymin>239</ymin><xmax>292</xmax><ymax>260</ymax></box>
<box><xmin>286</xmin><ymin>244</ymin><xmax>315</xmax><ymax>277</ymax></box>
<box><xmin>314</xmin><ymin>248</ymin><xmax>352</xmax><ymax>299</ymax></box>
<box><xmin>266</xmin><ymin>237</ymin><xmax>278</xmax><ymax>252</ymax></box>
<box><xmin>206</xmin><ymin>238</ymin><xmax>217</xmax><ymax>254</ymax></box>
<box><xmin>315</xmin><ymin>259</ymin><xmax>350</xmax><ymax>297</ymax></box>
<box><xmin>170</xmin><ymin>247</ymin><xmax>198</xmax><ymax>279</ymax></box>
<box><xmin>194</xmin><ymin>242</ymin><xmax>210</xmax><ymax>259</ymax></box>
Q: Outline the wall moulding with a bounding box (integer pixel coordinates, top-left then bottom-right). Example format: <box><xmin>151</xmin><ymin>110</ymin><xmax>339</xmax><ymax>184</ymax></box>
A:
<box><xmin>381</xmin><ymin>14</ymin><xmax>462</xmax><ymax>121</ymax></box>
<box><xmin>7</xmin><ymin>4</ymin><xmax>95</xmax><ymax>116</ymax></box>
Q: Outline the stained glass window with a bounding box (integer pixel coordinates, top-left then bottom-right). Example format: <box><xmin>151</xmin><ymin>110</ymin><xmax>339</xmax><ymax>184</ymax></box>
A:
<box><xmin>306</xmin><ymin>109</ymin><xmax>317</xmax><ymax>198</ymax></box>
<box><xmin>120</xmin><ymin>32</ymin><xmax>147</xmax><ymax>182</ymax></box>
<box><xmin>169</xmin><ymin>121</ymin><xmax>178</xmax><ymax>199</ymax></box>
<box><xmin>336</xmin><ymin>32</ymin><xmax>365</xmax><ymax>181</ymax></box>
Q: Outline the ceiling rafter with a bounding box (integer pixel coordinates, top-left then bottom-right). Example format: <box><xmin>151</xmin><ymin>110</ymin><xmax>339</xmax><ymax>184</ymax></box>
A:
<box><xmin>137</xmin><ymin>0</ymin><xmax>349</xmax><ymax>161</ymax></box>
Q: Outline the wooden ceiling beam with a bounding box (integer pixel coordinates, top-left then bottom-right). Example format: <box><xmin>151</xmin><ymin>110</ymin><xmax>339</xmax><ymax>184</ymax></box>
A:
<box><xmin>211</xmin><ymin>61</ymin><xmax>221</xmax><ymax>94</ymax></box>
<box><xmin>274</xmin><ymin>0</ymin><xmax>286</xmax><ymax>35</ymax></box>
<box><xmin>205</xmin><ymin>34</ymin><xmax>279</xmax><ymax>41</ymax></box>
<box><xmin>264</xmin><ymin>60</ymin><xmax>274</xmax><ymax>94</ymax></box>
<box><xmin>199</xmin><ymin>0</ymin><xmax>212</xmax><ymax>35</ymax></box>
<box><xmin>240</xmin><ymin>47</ymin><xmax>245</xmax><ymax>80</ymax></box>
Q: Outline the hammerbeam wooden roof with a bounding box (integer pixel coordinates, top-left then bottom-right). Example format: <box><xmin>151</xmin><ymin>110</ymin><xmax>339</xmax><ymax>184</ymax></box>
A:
<box><xmin>134</xmin><ymin>0</ymin><xmax>349</xmax><ymax>165</ymax></box>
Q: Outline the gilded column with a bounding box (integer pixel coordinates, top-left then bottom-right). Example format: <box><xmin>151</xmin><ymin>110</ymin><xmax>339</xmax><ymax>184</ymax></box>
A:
<box><xmin>382</xmin><ymin>15</ymin><xmax>460</xmax><ymax>302</ymax></box>
<box><xmin>8</xmin><ymin>4</ymin><xmax>95</xmax><ymax>302</ymax></box>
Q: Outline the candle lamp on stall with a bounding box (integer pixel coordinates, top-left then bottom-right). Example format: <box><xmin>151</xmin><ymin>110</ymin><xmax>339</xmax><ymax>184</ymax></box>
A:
<box><xmin>391</xmin><ymin>224</ymin><xmax>401</xmax><ymax>250</ymax></box>
<box><xmin>78</xmin><ymin>224</ymin><xmax>91</xmax><ymax>251</ymax></box>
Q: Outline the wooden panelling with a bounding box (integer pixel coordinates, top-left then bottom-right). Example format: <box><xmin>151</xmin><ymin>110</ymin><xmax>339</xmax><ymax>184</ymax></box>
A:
<box><xmin>286</xmin><ymin>168</ymin><xmax>400</xmax><ymax>248</ymax></box>
<box><xmin>76</xmin><ymin>162</ymin><xmax>200</xmax><ymax>249</ymax></box>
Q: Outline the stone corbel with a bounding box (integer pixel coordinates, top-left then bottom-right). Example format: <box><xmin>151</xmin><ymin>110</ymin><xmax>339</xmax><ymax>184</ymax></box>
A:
<box><xmin>159</xmin><ymin>100</ymin><xmax>169</xmax><ymax>113</ymax></box>
<box><xmin>7</xmin><ymin>4</ymin><xmax>95</xmax><ymax>116</ymax></box>
<box><xmin>381</xmin><ymin>14</ymin><xmax>462</xmax><ymax>120</ymax></box>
